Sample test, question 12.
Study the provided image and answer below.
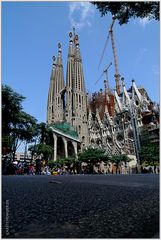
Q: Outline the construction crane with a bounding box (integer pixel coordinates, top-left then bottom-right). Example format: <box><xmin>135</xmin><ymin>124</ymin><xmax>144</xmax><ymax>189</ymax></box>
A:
<box><xmin>95</xmin><ymin>62</ymin><xmax>112</xmax><ymax>94</ymax></box>
<box><xmin>98</xmin><ymin>17</ymin><xmax>121</xmax><ymax>95</ymax></box>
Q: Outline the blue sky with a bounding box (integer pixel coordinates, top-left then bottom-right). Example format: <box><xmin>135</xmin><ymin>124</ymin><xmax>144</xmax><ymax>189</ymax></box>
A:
<box><xmin>2</xmin><ymin>1</ymin><xmax>160</xmax><ymax>126</ymax></box>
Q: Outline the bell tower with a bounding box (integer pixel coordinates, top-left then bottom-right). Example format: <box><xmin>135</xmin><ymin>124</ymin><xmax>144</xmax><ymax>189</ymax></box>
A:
<box><xmin>47</xmin><ymin>43</ymin><xmax>65</xmax><ymax>124</ymax></box>
<box><xmin>66</xmin><ymin>30</ymin><xmax>89</xmax><ymax>146</ymax></box>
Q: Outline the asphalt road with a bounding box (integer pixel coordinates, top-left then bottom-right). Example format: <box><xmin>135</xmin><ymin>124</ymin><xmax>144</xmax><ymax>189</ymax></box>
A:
<box><xmin>2</xmin><ymin>174</ymin><xmax>159</xmax><ymax>238</ymax></box>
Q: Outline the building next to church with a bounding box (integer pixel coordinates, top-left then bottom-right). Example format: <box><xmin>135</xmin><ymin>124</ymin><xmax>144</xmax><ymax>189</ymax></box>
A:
<box><xmin>47</xmin><ymin>30</ymin><xmax>159</xmax><ymax>166</ymax></box>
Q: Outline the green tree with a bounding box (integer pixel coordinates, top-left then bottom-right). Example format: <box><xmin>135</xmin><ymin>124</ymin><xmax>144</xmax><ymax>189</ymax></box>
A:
<box><xmin>28</xmin><ymin>143</ymin><xmax>53</xmax><ymax>163</ymax></box>
<box><xmin>139</xmin><ymin>126</ymin><xmax>150</xmax><ymax>146</ymax></box>
<box><xmin>37</xmin><ymin>122</ymin><xmax>48</xmax><ymax>144</ymax></box>
<box><xmin>48</xmin><ymin>160</ymin><xmax>57</xmax><ymax>170</ymax></box>
<box><xmin>92</xmin><ymin>2</ymin><xmax>159</xmax><ymax>25</ymax></box>
<box><xmin>11</xmin><ymin>111</ymin><xmax>38</xmax><ymax>161</ymax></box>
<box><xmin>72</xmin><ymin>158</ymin><xmax>82</xmax><ymax>174</ymax></box>
<box><xmin>2</xmin><ymin>84</ymin><xmax>25</xmax><ymax>154</ymax></box>
<box><xmin>2</xmin><ymin>84</ymin><xmax>38</xmax><ymax>160</ymax></box>
<box><xmin>55</xmin><ymin>157</ymin><xmax>76</xmax><ymax>173</ymax></box>
<box><xmin>64</xmin><ymin>157</ymin><xmax>75</xmax><ymax>172</ymax></box>
<box><xmin>55</xmin><ymin>159</ymin><xmax>65</xmax><ymax>169</ymax></box>
<box><xmin>28</xmin><ymin>121</ymin><xmax>55</xmax><ymax>164</ymax></box>
<box><xmin>78</xmin><ymin>148</ymin><xmax>109</xmax><ymax>174</ymax></box>
<box><xmin>140</xmin><ymin>143</ymin><xmax>159</xmax><ymax>166</ymax></box>
<box><xmin>53</xmin><ymin>157</ymin><xmax>81</xmax><ymax>174</ymax></box>
<box><xmin>111</xmin><ymin>154</ymin><xmax>131</xmax><ymax>173</ymax></box>
<box><xmin>2</xmin><ymin>84</ymin><xmax>25</xmax><ymax>135</ymax></box>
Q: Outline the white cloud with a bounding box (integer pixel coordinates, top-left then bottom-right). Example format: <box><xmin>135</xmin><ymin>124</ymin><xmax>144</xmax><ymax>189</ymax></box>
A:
<box><xmin>69</xmin><ymin>2</ymin><xmax>95</xmax><ymax>30</ymax></box>
<box><xmin>138</xmin><ymin>17</ymin><xmax>152</xmax><ymax>28</ymax></box>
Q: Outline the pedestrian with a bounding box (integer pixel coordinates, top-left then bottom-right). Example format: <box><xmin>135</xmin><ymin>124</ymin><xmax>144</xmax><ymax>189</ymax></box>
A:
<box><xmin>154</xmin><ymin>165</ymin><xmax>156</xmax><ymax>174</ymax></box>
<box><xmin>29</xmin><ymin>163</ymin><xmax>34</xmax><ymax>175</ymax></box>
<box><xmin>17</xmin><ymin>161</ymin><xmax>23</xmax><ymax>175</ymax></box>
<box><xmin>149</xmin><ymin>167</ymin><xmax>153</xmax><ymax>173</ymax></box>
<box><xmin>36</xmin><ymin>159</ymin><xmax>42</xmax><ymax>175</ymax></box>
<box><xmin>23</xmin><ymin>162</ymin><xmax>29</xmax><ymax>175</ymax></box>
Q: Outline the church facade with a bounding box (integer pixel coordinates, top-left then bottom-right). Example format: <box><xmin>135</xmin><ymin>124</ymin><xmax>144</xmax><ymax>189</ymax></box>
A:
<box><xmin>47</xmin><ymin>31</ymin><xmax>159</xmax><ymax>164</ymax></box>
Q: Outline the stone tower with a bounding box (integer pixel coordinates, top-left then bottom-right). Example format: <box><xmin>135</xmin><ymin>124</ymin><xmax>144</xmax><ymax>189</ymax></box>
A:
<box><xmin>65</xmin><ymin>31</ymin><xmax>89</xmax><ymax>147</ymax></box>
<box><xmin>47</xmin><ymin>55</ymin><xmax>56</xmax><ymax>124</ymax></box>
<box><xmin>65</xmin><ymin>32</ymin><xmax>75</xmax><ymax>125</ymax></box>
<box><xmin>47</xmin><ymin>31</ymin><xmax>89</xmax><ymax>147</ymax></box>
<box><xmin>47</xmin><ymin>43</ymin><xmax>65</xmax><ymax>124</ymax></box>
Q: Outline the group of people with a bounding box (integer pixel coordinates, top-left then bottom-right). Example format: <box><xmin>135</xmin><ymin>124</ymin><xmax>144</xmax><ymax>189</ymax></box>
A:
<box><xmin>2</xmin><ymin>159</ymin><xmax>43</xmax><ymax>175</ymax></box>
<box><xmin>14</xmin><ymin>159</ymin><xmax>43</xmax><ymax>175</ymax></box>
<box><xmin>15</xmin><ymin>162</ymin><xmax>35</xmax><ymax>175</ymax></box>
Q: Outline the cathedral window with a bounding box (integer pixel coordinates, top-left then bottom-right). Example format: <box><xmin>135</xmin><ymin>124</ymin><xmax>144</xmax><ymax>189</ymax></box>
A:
<box><xmin>69</xmin><ymin>91</ymin><xmax>71</xmax><ymax>101</ymax></box>
<box><xmin>78</xmin><ymin>66</ymin><xmax>80</xmax><ymax>90</ymax></box>
<box><xmin>76</xmin><ymin>65</ymin><xmax>78</xmax><ymax>90</ymax></box>
<box><xmin>136</xmin><ymin>100</ymin><xmax>139</xmax><ymax>106</ymax></box>
<box><xmin>69</xmin><ymin>64</ymin><xmax>71</xmax><ymax>87</ymax></box>
<box><xmin>91</xmin><ymin>139</ymin><xmax>94</xmax><ymax>144</ymax></box>
<box><xmin>76</xmin><ymin>93</ymin><xmax>78</xmax><ymax>106</ymax></box>
<box><xmin>128</xmin><ymin>130</ymin><xmax>134</xmax><ymax>139</ymax></box>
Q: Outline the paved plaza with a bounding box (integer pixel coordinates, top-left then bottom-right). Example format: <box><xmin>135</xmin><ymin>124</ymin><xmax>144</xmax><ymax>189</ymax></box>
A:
<box><xmin>2</xmin><ymin>174</ymin><xmax>159</xmax><ymax>238</ymax></box>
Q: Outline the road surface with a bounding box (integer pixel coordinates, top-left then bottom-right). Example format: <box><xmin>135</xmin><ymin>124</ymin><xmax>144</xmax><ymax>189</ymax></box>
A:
<box><xmin>2</xmin><ymin>174</ymin><xmax>159</xmax><ymax>238</ymax></box>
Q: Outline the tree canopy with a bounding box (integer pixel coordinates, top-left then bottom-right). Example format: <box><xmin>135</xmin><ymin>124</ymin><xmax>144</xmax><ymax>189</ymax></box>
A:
<box><xmin>28</xmin><ymin>122</ymin><xmax>54</xmax><ymax>161</ymax></box>
<box><xmin>78</xmin><ymin>147</ymin><xmax>109</xmax><ymax>163</ymax></box>
<box><xmin>2</xmin><ymin>84</ymin><xmax>38</xmax><ymax>158</ymax></box>
<box><xmin>78</xmin><ymin>147</ymin><xmax>109</xmax><ymax>173</ymax></box>
<box><xmin>92</xmin><ymin>2</ymin><xmax>159</xmax><ymax>25</ymax></box>
<box><xmin>140</xmin><ymin>143</ymin><xmax>159</xmax><ymax>166</ymax></box>
<box><xmin>28</xmin><ymin>143</ymin><xmax>53</xmax><ymax>161</ymax></box>
<box><xmin>2</xmin><ymin>84</ymin><xmax>25</xmax><ymax>136</ymax></box>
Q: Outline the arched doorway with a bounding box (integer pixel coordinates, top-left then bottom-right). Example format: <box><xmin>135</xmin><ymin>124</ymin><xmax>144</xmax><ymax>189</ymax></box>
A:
<box><xmin>77</xmin><ymin>143</ymin><xmax>81</xmax><ymax>153</ymax></box>
<box><xmin>57</xmin><ymin>137</ymin><xmax>65</xmax><ymax>159</ymax></box>
<box><xmin>67</xmin><ymin>141</ymin><xmax>75</xmax><ymax>157</ymax></box>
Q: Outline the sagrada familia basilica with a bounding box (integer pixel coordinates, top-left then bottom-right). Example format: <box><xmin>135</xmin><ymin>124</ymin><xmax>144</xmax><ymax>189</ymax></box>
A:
<box><xmin>47</xmin><ymin>29</ymin><xmax>159</xmax><ymax>166</ymax></box>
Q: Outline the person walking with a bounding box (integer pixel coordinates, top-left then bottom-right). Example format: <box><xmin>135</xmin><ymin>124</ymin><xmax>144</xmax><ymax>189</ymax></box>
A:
<box><xmin>29</xmin><ymin>163</ymin><xmax>34</xmax><ymax>175</ymax></box>
<box><xmin>36</xmin><ymin>159</ymin><xmax>42</xmax><ymax>175</ymax></box>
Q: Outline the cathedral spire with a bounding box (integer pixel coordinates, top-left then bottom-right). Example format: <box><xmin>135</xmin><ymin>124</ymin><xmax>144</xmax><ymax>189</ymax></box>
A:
<box><xmin>122</xmin><ymin>77</ymin><xmax>130</xmax><ymax>104</ymax></box>
<box><xmin>66</xmin><ymin>30</ymin><xmax>88</xmax><ymax>146</ymax></box>
<box><xmin>132</xmin><ymin>79</ymin><xmax>142</xmax><ymax>102</ymax></box>
<box><xmin>57</xmin><ymin>43</ymin><xmax>63</xmax><ymax>66</ymax></box>
<box><xmin>74</xmin><ymin>35</ymin><xmax>81</xmax><ymax>62</ymax></box>
<box><xmin>114</xmin><ymin>87</ymin><xmax>122</xmax><ymax>112</ymax></box>
<box><xmin>55</xmin><ymin>43</ymin><xmax>65</xmax><ymax>93</ymax></box>
<box><xmin>47</xmin><ymin>43</ymin><xmax>65</xmax><ymax>124</ymax></box>
<box><xmin>66</xmin><ymin>32</ymin><xmax>75</xmax><ymax>124</ymax></box>
<box><xmin>47</xmin><ymin>55</ymin><xmax>57</xmax><ymax>124</ymax></box>
<box><xmin>73</xmin><ymin>27</ymin><xmax>76</xmax><ymax>38</ymax></box>
<box><xmin>68</xmin><ymin>32</ymin><xmax>74</xmax><ymax>57</ymax></box>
